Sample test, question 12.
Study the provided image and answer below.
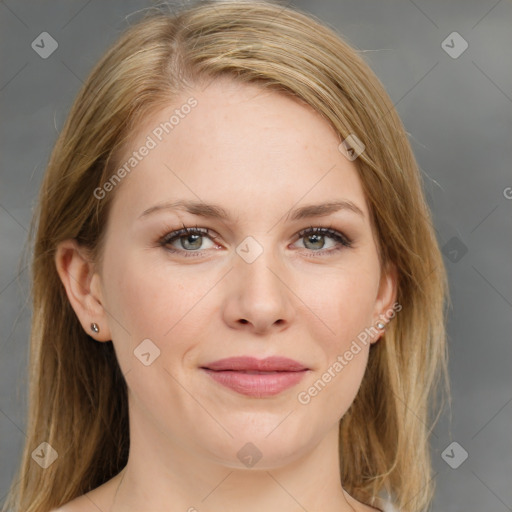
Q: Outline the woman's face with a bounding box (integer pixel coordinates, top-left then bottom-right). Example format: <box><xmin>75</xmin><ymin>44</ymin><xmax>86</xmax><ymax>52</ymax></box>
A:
<box><xmin>89</xmin><ymin>78</ymin><xmax>396</xmax><ymax>469</ymax></box>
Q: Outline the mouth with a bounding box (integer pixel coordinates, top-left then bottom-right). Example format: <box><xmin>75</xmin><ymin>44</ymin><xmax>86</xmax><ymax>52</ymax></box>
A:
<box><xmin>200</xmin><ymin>356</ymin><xmax>310</xmax><ymax>397</ymax></box>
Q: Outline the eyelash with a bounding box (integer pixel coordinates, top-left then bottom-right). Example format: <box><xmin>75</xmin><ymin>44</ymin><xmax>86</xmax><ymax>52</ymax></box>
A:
<box><xmin>158</xmin><ymin>223</ymin><xmax>353</xmax><ymax>257</ymax></box>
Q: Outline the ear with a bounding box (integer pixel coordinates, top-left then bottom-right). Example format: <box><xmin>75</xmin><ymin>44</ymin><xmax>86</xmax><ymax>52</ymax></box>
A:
<box><xmin>371</xmin><ymin>261</ymin><xmax>399</xmax><ymax>344</ymax></box>
<box><xmin>54</xmin><ymin>239</ymin><xmax>112</xmax><ymax>342</ymax></box>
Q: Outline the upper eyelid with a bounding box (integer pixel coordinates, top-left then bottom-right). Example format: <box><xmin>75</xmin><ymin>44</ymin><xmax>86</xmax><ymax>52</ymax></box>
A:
<box><xmin>162</xmin><ymin>226</ymin><xmax>217</xmax><ymax>240</ymax></box>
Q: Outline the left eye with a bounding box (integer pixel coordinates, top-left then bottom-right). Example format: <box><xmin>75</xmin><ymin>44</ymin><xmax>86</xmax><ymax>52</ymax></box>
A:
<box><xmin>294</xmin><ymin>226</ymin><xmax>352</xmax><ymax>252</ymax></box>
<box><xmin>160</xmin><ymin>226</ymin><xmax>352</xmax><ymax>255</ymax></box>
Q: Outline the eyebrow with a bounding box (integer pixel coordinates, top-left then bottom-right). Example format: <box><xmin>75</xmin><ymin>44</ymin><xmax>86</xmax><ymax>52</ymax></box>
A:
<box><xmin>138</xmin><ymin>199</ymin><xmax>365</xmax><ymax>221</ymax></box>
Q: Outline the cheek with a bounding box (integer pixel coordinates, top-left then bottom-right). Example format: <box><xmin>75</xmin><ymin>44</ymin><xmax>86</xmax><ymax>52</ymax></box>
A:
<box><xmin>293</xmin><ymin>266</ymin><xmax>378</xmax><ymax>412</ymax></box>
<box><xmin>296</xmin><ymin>330</ymin><xmax>371</xmax><ymax>431</ymax></box>
<box><xmin>103</xmin><ymin>250</ymin><xmax>215</xmax><ymax>364</ymax></box>
<box><xmin>296</xmin><ymin>295</ymin><xmax>372</xmax><ymax>422</ymax></box>
<box><xmin>299</xmin><ymin>266</ymin><xmax>379</xmax><ymax>348</ymax></box>
<box><xmin>101</xmin><ymin>253</ymin><xmax>208</xmax><ymax>420</ymax></box>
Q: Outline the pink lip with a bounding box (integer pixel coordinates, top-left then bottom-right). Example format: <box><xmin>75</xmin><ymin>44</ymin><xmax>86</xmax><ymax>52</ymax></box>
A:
<box><xmin>201</xmin><ymin>357</ymin><xmax>310</xmax><ymax>397</ymax></box>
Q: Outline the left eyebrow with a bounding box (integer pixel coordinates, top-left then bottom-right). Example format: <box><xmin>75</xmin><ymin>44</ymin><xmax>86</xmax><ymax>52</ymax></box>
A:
<box><xmin>138</xmin><ymin>199</ymin><xmax>365</xmax><ymax>221</ymax></box>
<box><xmin>287</xmin><ymin>200</ymin><xmax>364</xmax><ymax>220</ymax></box>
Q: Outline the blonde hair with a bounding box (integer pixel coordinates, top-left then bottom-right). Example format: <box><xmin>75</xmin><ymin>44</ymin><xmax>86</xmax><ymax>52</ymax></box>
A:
<box><xmin>3</xmin><ymin>1</ymin><xmax>450</xmax><ymax>511</ymax></box>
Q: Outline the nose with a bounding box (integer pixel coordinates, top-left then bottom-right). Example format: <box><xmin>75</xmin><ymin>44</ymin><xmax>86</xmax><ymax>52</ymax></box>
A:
<box><xmin>221</xmin><ymin>243</ymin><xmax>296</xmax><ymax>335</ymax></box>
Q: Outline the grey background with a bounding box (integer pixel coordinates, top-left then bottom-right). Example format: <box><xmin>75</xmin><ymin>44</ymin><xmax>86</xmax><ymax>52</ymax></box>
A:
<box><xmin>1</xmin><ymin>0</ymin><xmax>511</xmax><ymax>510</ymax></box>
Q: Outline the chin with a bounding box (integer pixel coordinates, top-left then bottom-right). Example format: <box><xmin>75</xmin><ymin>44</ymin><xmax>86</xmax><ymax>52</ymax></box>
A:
<box><xmin>197</xmin><ymin>427</ymin><xmax>317</xmax><ymax>471</ymax></box>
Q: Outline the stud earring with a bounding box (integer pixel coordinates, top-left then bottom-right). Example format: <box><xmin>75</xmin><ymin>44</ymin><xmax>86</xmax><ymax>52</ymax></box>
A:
<box><xmin>376</xmin><ymin>321</ymin><xmax>386</xmax><ymax>330</ymax></box>
<box><xmin>90</xmin><ymin>322</ymin><xmax>100</xmax><ymax>334</ymax></box>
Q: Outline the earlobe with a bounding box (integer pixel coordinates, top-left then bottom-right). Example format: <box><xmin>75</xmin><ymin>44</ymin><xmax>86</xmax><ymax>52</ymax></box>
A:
<box><xmin>54</xmin><ymin>239</ymin><xmax>111</xmax><ymax>342</ymax></box>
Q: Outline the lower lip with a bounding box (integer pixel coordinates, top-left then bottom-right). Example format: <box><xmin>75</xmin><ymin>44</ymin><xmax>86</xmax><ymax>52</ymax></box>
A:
<box><xmin>202</xmin><ymin>369</ymin><xmax>308</xmax><ymax>397</ymax></box>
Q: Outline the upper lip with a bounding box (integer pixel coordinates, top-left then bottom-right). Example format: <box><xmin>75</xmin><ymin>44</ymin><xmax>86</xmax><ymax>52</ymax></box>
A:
<box><xmin>201</xmin><ymin>356</ymin><xmax>309</xmax><ymax>372</ymax></box>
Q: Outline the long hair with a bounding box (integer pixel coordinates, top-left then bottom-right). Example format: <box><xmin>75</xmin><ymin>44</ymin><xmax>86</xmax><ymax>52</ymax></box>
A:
<box><xmin>3</xmin><ymin>2</ymin><xmax>450</xmax><ymax>511</ymax></box>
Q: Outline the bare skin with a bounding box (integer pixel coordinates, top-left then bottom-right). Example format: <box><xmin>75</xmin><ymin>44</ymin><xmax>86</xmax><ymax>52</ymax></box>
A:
<box><xmin>54</xmin><ymin>77</ymin><xmax>396</xmax><ymax>512</ymax></box>
<box><xmin>54</xmin><ymin>471</ymin><xmax>384</xmax><ymax>512</ymax></box>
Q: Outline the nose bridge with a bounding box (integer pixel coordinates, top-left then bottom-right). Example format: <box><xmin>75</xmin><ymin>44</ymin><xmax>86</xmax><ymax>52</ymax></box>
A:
<box><xmin>235</xmin><ymin>233</ymin><xmax>282</xmax><ymax>295</ymax></box>
<box><xmin>225</xmin><ymin>232</ymin><xmax>295</xmax><ymax>331</ymax></box>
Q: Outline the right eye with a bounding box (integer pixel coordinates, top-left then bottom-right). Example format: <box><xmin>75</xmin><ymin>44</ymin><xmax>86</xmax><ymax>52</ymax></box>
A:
<box><xmin>159</xmin><ymin>226</ymin><xmax>221</xmax><ymax>255</ymax></box>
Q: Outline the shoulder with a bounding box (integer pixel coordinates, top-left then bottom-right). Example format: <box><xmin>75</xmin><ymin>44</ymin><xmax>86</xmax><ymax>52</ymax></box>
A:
<box><xmin>50</xmin><ymin>471</ymin><xmax>123</xmax><ymax>512</ymax></box>
<box><xmin>50</xmin><ymin>483</ymin><xmax>116</xmax><ymax>512</ymax></box>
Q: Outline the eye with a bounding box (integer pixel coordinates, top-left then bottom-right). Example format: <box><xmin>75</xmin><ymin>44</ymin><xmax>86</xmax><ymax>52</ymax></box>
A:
<box><xmin>159</xmin><ymin>225</ymin><xmax>220</xmax><ymax>256</ymax></box>
<box><xmin>293</xmin><ymin>226</ymin><xmax>352</xmax><ymax>254</ymax></box>
<box><xmin>159</xmin><ymin>224</ymin><xmax>352</xmax><ymax>257</ymax></box>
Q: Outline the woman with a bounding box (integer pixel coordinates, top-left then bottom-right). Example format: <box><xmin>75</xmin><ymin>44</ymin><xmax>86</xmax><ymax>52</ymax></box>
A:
<box><xmin>3</xmin><ymin>1</ymin><xmax>449</xmax><ymax>511</ymax></box>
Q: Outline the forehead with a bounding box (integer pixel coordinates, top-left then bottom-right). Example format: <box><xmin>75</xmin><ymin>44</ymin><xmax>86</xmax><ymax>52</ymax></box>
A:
<box><xmin>108</xmin><ymin>78</ymin><xmax>370</xmax><ymax>224</ymax></box>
